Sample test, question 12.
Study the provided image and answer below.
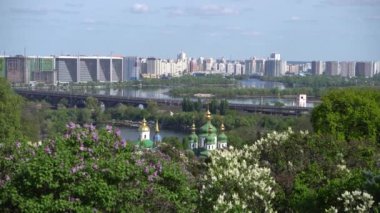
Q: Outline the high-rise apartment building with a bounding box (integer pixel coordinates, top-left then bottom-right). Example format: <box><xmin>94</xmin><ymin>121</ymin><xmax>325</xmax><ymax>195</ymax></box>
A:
<box><xmin>56</xmin><ymin>56</ymin><xmax>123</xmax><ymax>83</ymax></box>
<box><xmin>264</xmin><ymin>59</ymin><xmax>283</xmax><ymax>77</ymax></box>
<box><xmin>217</xmin><ymin>63</ymin><xmax>226</xmax><ymax>73</ymax></box>
<box><xmin>339</xmin><ymin>61</ymin><xmax>356</xmax><ymax>78</ymax></box>
<box><xmin>325</xmin><ymin>61</ymin><xmax>339</xmax><ymax>76</ymax></box>
<box><xmin>234</xmin><ymin>63</ymin><xmax>243</xmax><ymax>75</ymax></box>
<box><xmin>123</xmin><ymin>57</ymin><xmax>141</xmax><ymax>81</ymax></box>
<box><xmin>189</xmin><ymin>59</ymin><xmax>200</xmax><ymax>73</ymax></box>
<box><xmin>374</xmin><ymin>61</ymin><xmax>380</xmax><ymax>75</ymax></box>
<box><xmin>245</xmin><ymin>58</ymin><xmax>256</xmax><ymax>76</ymax></box>
<box><xmin>287</xmin><ymin>64</ymin><xmax>300</xmax><ymax>74</ymax></box>
<box><xmin>6</xmin><ymin>56</ymin><xmax>27</xmax><ymax>84</ymax></box>
<box><xmin>55</xmin><ymin>56</ymin><xmax>78</xmax><ymax>83</ymax></box>
<box><xmin>79</xmin><ymin>57</ymin><xmax>98</xmax><ymax>82</ymax></box>
<box><xmin>203</xmin><ymin>58</ymin><xmax>214</xmax><ymax>71</ymax></box>
<box><xmin>311</xmin><ymin>61</ymin><xmax>324</xmax><ymax>75</ymax></box>
<box><xmin>27</xmin><ymin>56</ymin><xmax>56</xmax><ymax>84</ymax></box>
<box><xmin>255</xmin><ymin>59</ymin><xmax>265</xmax><ymax>75</ymax></box>
<box><xmin>264</xmin><ymin>53</ymin><xmax>284</xmax><ymax>77</ymax></box>
<box><xmin>270</xmin><ymin>53</ymin><xmax>281</xmax><ymax>60</ymax></box>
<box><xmin>355</xmin><ymin>61</ymin><xmax>373</xmax><ymax>78</ymax></box>
<box><xmin>226</xmin><ymin>62</ymin><xmax>234</xmax><ymax>75</ymax></box>
<box><xmin>146</xmin><ymin>57</ymin><xmax>161</xmax><ymax>78</ymax></box>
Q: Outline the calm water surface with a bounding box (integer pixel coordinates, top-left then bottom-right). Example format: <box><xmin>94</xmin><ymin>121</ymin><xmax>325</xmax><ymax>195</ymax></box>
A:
<box><xmin>119</xmin><ymin>126</ymin><xmax>186</xmax><ymax>142</ymax></box>
<box><xmin>75</xmin><ymin>79</ymin><xmax>313</xmax><ymax>107</ymax></box>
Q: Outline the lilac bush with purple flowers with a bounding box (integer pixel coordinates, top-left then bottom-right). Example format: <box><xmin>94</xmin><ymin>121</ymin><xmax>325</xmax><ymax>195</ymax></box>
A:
<box><xmin>0</xmin><ymin>123</ymin><xmax>197</xmax><ymax>212</ymax></box>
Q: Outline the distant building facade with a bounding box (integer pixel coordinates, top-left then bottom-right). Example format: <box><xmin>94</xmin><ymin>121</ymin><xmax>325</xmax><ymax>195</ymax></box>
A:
<box><xmin>56</xmin><ymin>56</ymin><xmax>123</xmax><ymax>83</ymax></box>
<box><xmin>355</xmin><ymin>61</ymin><xmax>373</xmax><ymax>78</ymax></box>
<box><xmin>311</xmin><ymin>61</ymin><xmax>324</xmax><ymax>75</ymax></box>
<box><xmin>325</xmin><ymin>61</ymin><xmax>339</xmax><ymax>76</ymax></box>
<box><xmin>339</xmin><ymin>61</ymin><xmax>356</xmax><ymax>78</ymax></box>
<box><xmin>264</xmin><ymin>59</ymin><xmax>284</xmax><ymax>77</ymax></box>
<box><xmin>123</xmin><ymin>57</ymin><xmax>141</xmax><ymax>80</ymax></box>
<box><xmin>6</xmin><ymin>56</ymin><xmax>27</xmax><ymax>84</ymax></box>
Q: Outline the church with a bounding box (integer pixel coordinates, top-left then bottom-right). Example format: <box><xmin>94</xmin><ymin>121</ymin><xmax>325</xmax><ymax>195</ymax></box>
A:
<box><xmin>130</xmin><ymin>118</ymin><xmax>162</xmax><ymax>149</ymax></box>
<box><xmin>188</xmin><ymin>109</ymin><xmax>228</xmax><ymax>157</ymax></box>
<box><xmin>132</xmin><ymin>110</ymin><xmax>228</xmax><ymax>156</ymax></box>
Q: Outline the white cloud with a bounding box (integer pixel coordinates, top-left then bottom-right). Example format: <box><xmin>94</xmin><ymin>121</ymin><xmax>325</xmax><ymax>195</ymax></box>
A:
<box><xmin>198</xmin><ymin>5</ymin><xmax>239</xmax><ymax>16</ymax></box>
<box><xmin>131</xmin><ymin>3</ymin><xmax>149</xmax><ymax>14</ymax></box>
<box><xmin>165</xmin><ymin>7</ymin><xmax>185</xmax><ymax>16</ymax></box>
<box><xmin>286</xmin><ymin>16</ymin><xmax>317</xmax><ymax>23</ymax></box>
<box><xmin>290</xmin><ymin>16</ymin><xmax>301</xmax><ymax>21</ymax></box>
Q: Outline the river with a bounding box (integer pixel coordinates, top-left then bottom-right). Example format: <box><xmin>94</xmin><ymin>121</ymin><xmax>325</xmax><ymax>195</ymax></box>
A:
<box><xmin>74</xmin><ymin>78</ymin><xmax>313</xmax><ymax>107</ymax></box>
<box><xmin>119</xmin><ymin>126</ymin><xmax>186</xmax><ymax>142</ymax></box>
<box><xmin>238</xmin><ymin>78</ymin><xmax>285</xmax><ymax>89</ymax></box>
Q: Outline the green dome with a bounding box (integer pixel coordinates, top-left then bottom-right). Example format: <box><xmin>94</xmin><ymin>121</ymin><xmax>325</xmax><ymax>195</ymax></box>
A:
<box><xmin>218</xmin><ymin>133</ymin><xmax>228</xmax><ymax>142</ymax></box>
<box><xmin>206</xmin><ymin>134</ymin><xmax>216</xmax><ymax>144</ymax></box>
<box><xmin>189</xmin><ymin>132</ymin><xmax>198</xmax><ymax>143</ymax></box>
<box><xmin>141</xmin><ymin>139</ymin><xmax>154</xmax><ymax>148</ymax></box>
<box><xmin>200</xmin><ymin>121</ymin><xmax>217</xmax><ymax>134</ymax></box>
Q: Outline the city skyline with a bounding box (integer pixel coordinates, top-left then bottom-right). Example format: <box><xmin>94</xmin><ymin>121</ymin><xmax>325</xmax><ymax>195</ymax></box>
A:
<box><xmin>0</xmin><ymin>0</ymin><xmax>379</xmax><ymax>61</ymax></box>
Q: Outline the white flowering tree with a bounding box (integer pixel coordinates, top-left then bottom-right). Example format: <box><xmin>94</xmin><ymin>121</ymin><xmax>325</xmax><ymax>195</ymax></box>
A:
<box><xmin>199</xmin><ymin>128</ymin><xmax>300</xmax><ymax>212</ymax></box>
<box><xmin>325</xmin><ymin>190</ymin><xmax>375</xmax><ymax>213</ymax></box>
<box><xmin>200</xmin><ymin>146</ymin><xmax>276</xmax><ymax>212</ymax></box>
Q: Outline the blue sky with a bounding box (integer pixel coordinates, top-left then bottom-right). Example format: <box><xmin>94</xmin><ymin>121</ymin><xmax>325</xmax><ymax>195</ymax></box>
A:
<box><xmin>0</xmin><ymin>0</ymin><xmax>379</xmax><ymax>60</ymax></box>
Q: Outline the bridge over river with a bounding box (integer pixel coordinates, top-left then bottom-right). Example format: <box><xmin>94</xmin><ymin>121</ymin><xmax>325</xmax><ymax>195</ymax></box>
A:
<box><xmin>15</xmin><ymin>89</ymin><xmax>314</xmax><ymax>116</ymax></box>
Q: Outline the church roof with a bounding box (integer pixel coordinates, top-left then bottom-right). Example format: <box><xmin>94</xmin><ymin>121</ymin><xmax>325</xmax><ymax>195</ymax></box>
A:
<box><xmin>205</xmin><ymin>126</ymin><xmax>216</xmax><ymax>144</ymax></box>
<box><xmin>141</xmin><ymin>139</ymin><xmax>154</xmax><ymax>148</ymax></box>
<box><xmin>218</xmin><ymin>133</ymin><xmax>228</xmax><ymax>142</ymax></box>
<box><xmin>138</xmin><ymin>118</ymin><xmax>150</xmax><ymax>132</ymax></box>
<box><xmin>200</xmin><ymin>121</ymin><xmax>217</xmax><ymax>134</ymax></box>
<box><xmin>200</xmin><ymin>109</ymin><xmax>217</xmax><ymax>134</ymax></box>
<box><xmin>189</xmin><ymin>121</ymin><xmax>198</xmax><ymax>142</ymax></box>
<box><xmin>189</xmin><ymin>132</ymin><xmax>198</xmax><ymax>142</ymax></box>
<box><xmin>130</xmin><ymin>139</ymin><xmax>154</xmax><ymax>149</ymax></box>
<box><xmin>218</xmin><ymin>123</ymin><xmax>228</xmax><ymax>142</ymax></box>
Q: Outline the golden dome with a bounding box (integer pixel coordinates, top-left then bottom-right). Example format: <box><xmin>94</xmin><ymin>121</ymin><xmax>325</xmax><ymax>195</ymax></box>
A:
<box><xmin>205</xmin><ymin>109</ymin><xmax>212</xmax><ymax>121</ymax></box>
<box><xmin>220</xmin><ymin>123</ymin><xmax>225</xmax><ymax>132</ymax></box>
<box><xmin>139</xmin><ymin>118</ymin><xmax>150</xmax><ymax>132</ymax></box>
<box><xmin>191</xmin><ymin>121</ymin><xmax>196</xmax><ymax>133</ymax></box>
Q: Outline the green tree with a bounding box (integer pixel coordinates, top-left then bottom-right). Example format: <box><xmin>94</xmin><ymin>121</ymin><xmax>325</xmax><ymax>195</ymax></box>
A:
<box><xmin>163</xmin><ymin>136</ymin><xmax>183</xmax><ymax>150</ymax></box>
<box><xmin>85</xmin><ymin>96</ymin><xmax>99</xmax><ymax>111</ymax></box>
<box><xmin>181</xmin><ymin>97</ymin><xmax>193</xmax><ymax>112</ymax></box>
<box><xmin>146</xmin><ymin>100</ymin><xmax>158</xmax><ymax>116</ymax></box>
<box><xmin>311</xmin><ymin>88</ymin><xmax>380</xmax><ymax>143</ymax></box>
<box><xmin>209</xmin><ymin>99</ymin><xmax>218</xmax><ymax>114</ymax></box>
<box><xmin>219</xmin><ymin>99</ymin><xmax>229</xmax><ymax>115</ymax></box>
<box><xmin>0</xmin><ymin>124</ymin><xmax>197</xmax><ymax>212</ymax></box>
<box><xmin>0</xmin><ymin>77</ymin><xmax>22</xmax><ymax>142</ymax></box>
<box><xmin>85</xmin><ymin>96</ymin><xmax>101</xmax><ymax>122</ymax></box>
<box><xmin>193</xmin><ymin>98</ymin><xmax>202</xmax><ymax>112</ymax></box>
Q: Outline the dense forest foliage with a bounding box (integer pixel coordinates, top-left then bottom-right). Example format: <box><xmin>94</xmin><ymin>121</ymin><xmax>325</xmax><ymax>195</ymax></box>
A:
<box><xmin>1</xmin><ymin>77</ymin><xmax>379</xmax><ymax>212</ymax></box>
